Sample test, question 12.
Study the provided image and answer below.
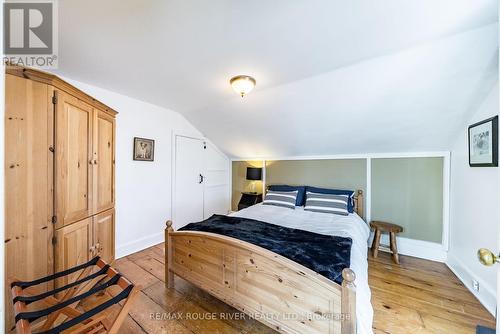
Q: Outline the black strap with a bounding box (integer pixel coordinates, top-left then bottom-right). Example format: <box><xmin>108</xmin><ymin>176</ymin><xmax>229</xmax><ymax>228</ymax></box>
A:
<box><xmin>13</xmin><ymin>264</ymin><xmax>110</xmax><ymax>305</ymax></box>
<box><xmin>15</xmin><ymin>274</ymin><xmax>120</xmax><ymax>323</ymax></box>
<box><xmin>36</xmin><ymin>284</ymin><xmax>134</xmax><ymax>334</ymax></box>
<box><xmin>11</xmin><ymin>257</ymin><xmax>100</xmax><ymax>289</ymax></box>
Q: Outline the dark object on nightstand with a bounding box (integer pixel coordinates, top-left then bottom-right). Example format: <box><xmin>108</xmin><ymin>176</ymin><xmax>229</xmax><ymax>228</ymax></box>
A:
<box><xmin>238</xmin><ymin>192</ymin><xmax>263</xmax><ymax>210</ymax></box>
<box><xmin>370</xmin><ymin>221</ymin><xmax>403</xmax><ymax>264</ymax></box>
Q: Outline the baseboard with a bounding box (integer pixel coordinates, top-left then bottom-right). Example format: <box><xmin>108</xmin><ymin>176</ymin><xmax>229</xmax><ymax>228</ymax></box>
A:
<box><xmin>115</xmin><ymin>231</ymin><xmax>164</xmax><ymax>259</ymax></box>
<box><xmin>446</xmin><ymin>254</ymin><xmax>496</xmax><ymax>317</ymax></box>
<box><xmin>368</xmin><ymin>232</ymin><xmax>447</xmax><ymax>262</ymax></box>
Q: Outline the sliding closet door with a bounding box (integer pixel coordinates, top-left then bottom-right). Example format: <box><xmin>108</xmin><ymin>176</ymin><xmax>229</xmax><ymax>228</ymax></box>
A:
<box><xmin>174</xmin><ymin>136</ymin><xmax>205</xmax><ymax>229</ymax></box>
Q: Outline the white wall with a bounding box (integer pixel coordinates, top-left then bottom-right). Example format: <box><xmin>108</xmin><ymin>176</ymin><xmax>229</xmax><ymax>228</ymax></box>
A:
<box><xmin>65</xmin><ymin>79</ymin><xmax>207</xmax><ymax>258</ymax></box>
<box><xmin>447</xmin><ymin>82</ymin><xmax>499</xmax><ymax>315</ymax></box>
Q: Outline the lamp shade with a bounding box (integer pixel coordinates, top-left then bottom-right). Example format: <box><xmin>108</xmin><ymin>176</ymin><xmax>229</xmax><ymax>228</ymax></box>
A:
<box><xmin>246</xmin><ymin>167</ymin><xmax>262</xmax><ymax>181</ymax></box>
<box><xmin>230</xmin><ymin>75</ymin><xmax>256</xmax><ymax>97</ymax></box>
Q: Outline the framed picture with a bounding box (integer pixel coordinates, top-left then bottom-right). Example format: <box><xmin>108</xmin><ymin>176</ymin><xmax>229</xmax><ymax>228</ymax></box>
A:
<box><xmin>468</xmin><ymin>116</ymin><xmax>498</xmax><ymax>167</ymax></box>
<box><xmin>133</xmin><ymin>137</ymin><xmax>155</xmax><ymax>161</ymax></box>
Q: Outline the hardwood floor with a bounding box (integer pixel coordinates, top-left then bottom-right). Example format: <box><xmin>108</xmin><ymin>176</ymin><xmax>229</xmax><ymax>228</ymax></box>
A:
<box><xmin>369</xmin><ymin>252</ymin><xmax>495</xmax><ymax>333</ymax></box>
<box><xmin>103</xmin><ymin>245</ymin><xmax>495</xmax><ymax>333</ymax></box>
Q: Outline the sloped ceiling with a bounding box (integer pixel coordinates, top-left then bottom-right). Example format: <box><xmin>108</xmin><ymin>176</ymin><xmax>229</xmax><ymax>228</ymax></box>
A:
<box><xmin>56</xmin><ymin>0</ymin><xmax>498</xmax><ymax>158</ymax></box>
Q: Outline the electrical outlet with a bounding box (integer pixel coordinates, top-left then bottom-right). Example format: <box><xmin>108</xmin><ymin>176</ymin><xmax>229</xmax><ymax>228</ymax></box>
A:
<box><xmin>472</xmin><ymin>280</ymin><xmax>480</xmax><ymax>292</ymax></box>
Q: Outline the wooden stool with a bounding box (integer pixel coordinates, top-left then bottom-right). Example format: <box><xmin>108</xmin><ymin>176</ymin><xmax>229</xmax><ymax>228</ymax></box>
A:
<box><xmin>370</xmin><ymin>221</ymin><xmax>403</xmax><ymax>264</ymax></box>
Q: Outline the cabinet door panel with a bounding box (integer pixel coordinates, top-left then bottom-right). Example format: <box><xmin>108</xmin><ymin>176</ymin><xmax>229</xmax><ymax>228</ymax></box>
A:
<box><xmin>4</xmin><ymin>74</ymin><xmax>53</xmax><ymax>331</ymax></box>
<box><xmin>55</xmin><ymin>218</ymin><xmax>92</xmax><ymax>287</ymax></box>
<box><xmin>55</xmin><ymin>91</ymin><xmax>93</xmax><ymax>227</ymax></box>
<box><xmin>93</xmin><ymin>110</ymin><xmax>115</xmax><ymax>214</ymax></box>
<box><xmin>93</xmin><ymin>208</ymin><xmax>115</xmax><ymax>263</ymax></box>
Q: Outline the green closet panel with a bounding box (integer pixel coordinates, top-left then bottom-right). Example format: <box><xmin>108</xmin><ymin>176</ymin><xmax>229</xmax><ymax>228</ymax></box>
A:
<box><xmin>371</xmin><ymin>157</ymin><xmax>443</xmax><ymax>243</ymax></box>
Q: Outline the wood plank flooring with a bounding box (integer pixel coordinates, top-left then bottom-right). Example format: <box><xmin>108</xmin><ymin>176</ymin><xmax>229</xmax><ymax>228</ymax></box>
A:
<box><xmin>99</xmin><ymin>244</ymin><xmax>496</xmax><ymax>333</ymax></box>
<box><xmin>369</xmin><ymin>252</ymin><xmax>495</xmax><ymax>333</ymax></box>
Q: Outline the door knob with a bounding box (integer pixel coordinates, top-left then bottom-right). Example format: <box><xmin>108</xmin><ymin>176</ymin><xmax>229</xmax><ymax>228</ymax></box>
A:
<box><xmin>477</xmin><ymin>248</ymin><xmax>500</xmax><ymax>266</ymax></box>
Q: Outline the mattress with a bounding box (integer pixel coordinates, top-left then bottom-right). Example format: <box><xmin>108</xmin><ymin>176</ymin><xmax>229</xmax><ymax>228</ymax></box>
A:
<box><xmin>230</xmin><ymin>203</ymin><xmax>374</xmax><ymax>334</ymax></box>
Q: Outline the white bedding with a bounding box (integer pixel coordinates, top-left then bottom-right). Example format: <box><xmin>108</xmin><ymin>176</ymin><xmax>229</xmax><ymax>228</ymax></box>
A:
<box><xmin>230</xmin><ymin>203</ymin><xmax>374</xmax><ymax>334</ymax></box>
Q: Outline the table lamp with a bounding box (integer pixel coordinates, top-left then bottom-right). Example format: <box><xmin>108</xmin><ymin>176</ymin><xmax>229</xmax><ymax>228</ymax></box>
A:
<box><xmin>246</xmin><ymin>167</ymin><xmax>262</xmax><ymax>193</ymax></box>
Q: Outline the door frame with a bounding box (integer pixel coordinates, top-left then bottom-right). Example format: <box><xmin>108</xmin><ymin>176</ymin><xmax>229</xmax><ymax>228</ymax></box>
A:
<box><xmin>171</xmin><ymin>132</ymin><xmax>206</xmax><ymax>229</ymax></box>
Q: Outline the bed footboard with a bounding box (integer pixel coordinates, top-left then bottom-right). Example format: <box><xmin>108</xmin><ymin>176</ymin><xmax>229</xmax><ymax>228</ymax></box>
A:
<box><xmin>164</xmin><ymin>221</ymin><xmax>356</xmax><ymax>334</ymax></box>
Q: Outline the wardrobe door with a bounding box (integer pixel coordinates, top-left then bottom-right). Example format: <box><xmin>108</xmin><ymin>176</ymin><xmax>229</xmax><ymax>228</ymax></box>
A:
<box><xmin>55</xmin><ymin>91</ymin><xmax>93</xmax><ymax>227</ymax></box>
<box><xmin>93</xmin><ymin>208</ymin><xmax>115</xmax><ymax>263</ymax></box>
<box><xmin>93</xmin><ymin>109</ymin><xmax>115</xmax><ymax>214</ymax></box>
<box><xmin>54</xmin><ymin>217</ymin><xmax>93</xmax><ymax>287</ymax></box>
<box><xmin>4</xmin><ymin>74</ymin><xmax>53</xmax><ymax>331</ymax></box>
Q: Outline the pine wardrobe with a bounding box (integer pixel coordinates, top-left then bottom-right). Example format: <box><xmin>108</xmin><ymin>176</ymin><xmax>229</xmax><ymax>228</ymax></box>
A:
<box><xmin>4</xmin><ymin>65</ymin><xmax>117</xmax><ymax>330</ymax></box>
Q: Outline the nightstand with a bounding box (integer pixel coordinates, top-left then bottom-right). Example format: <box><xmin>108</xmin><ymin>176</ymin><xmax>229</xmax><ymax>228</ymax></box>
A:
<box><xmin>238</xmin><ymin>192</ymin><xmax>263</xmax><ymax>211</ymax></box>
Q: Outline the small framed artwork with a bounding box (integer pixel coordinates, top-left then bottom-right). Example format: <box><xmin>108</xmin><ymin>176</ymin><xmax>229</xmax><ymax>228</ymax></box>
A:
<box><xmin>468</xmin><ymin>116</ymin><xmax>498</xmax><ymax>167</ymax></box>
<box><xmin>133</xmin><ymin>137</ymin><xmax>155</xmax><ymax>161</ymax></box>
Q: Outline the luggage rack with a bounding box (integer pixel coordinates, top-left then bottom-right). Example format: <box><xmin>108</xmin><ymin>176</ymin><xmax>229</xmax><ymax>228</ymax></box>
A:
<box><xmin>10</xmin><ymin>257</ymin><xmax>138</xmax><ymax>334</ymax></box>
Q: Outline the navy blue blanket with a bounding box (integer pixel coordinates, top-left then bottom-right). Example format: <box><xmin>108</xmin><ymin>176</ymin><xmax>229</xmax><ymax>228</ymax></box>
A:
<box><xmin>179</xmin><ymin>214</ymin><xmax>352</xmax><ymax>284</ymax></box>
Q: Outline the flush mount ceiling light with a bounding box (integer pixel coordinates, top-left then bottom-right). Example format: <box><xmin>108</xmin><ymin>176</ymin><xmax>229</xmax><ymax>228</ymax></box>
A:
<box><xmin>230</xmin><ymin>75</ymin><xmax>256</xmax><ymax>97</ymax></box>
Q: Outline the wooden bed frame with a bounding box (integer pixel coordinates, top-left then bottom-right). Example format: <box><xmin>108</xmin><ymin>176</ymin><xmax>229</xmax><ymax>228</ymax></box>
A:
<box><xmin>164</xmin><ymin>190</ymin><xmax>364</xmax><ymax>334</ymax></box>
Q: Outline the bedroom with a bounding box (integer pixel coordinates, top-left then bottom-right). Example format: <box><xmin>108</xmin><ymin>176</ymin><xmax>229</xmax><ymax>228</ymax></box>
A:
<box><xmin>1</xmin><ymin>1</ymin><xmax>499</xmax><ymax>333</ymax></box>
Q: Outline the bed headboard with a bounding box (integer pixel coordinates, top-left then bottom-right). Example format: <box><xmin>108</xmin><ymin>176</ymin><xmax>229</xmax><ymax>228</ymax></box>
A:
<box><xmin>264</xmin><ymin>186</ymin><xmax>365</xmax><ymax>221</ymax></box>
<box><xmin>354</xmin><ymin>190</ymin><xmax>364</xmax><ymax>220</ymax></box>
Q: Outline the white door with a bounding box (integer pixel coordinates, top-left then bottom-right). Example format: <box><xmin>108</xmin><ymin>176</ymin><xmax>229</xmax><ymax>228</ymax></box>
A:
<box><xmin>174</xmin><ymin>135</ymin><xmax>205</xmax><ymax>229</ymax></box>
<box><xmin>203</xmin><ymin>143</ymin><xmax>230</xmax><ymax>217</ymax></box>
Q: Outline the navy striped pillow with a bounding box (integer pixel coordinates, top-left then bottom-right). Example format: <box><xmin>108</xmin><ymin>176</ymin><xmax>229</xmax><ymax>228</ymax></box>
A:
<box><xmin>304</xmin><ymin>192</ymin><xmax>349</xmax><ymax>215</ymax></box>
<box><xmin>262</xmin><ymin>190</ymin><xmax>298</xmax><ymax>209</ymax></box>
